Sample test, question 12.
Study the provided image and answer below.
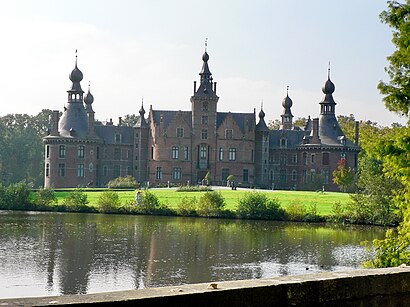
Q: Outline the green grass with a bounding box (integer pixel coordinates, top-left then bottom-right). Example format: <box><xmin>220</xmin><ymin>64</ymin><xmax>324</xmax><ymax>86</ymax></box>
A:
<box><xmin>55</xmin><ymin>188</ymin><xmax>349</xmax><ymax>216</ymax></box>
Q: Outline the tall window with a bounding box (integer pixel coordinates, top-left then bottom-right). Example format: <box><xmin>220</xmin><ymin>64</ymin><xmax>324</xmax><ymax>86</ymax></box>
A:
<box><xmin>280</xmin><ymin>138</ymin><xmax>287</xmax><ymax>148</ymax></box>
<box><xmin>280</xmin><ymin>154</ymin><xmax>287</xmax><ymax>165</ymax></box>
<box><xmin>114</xmin><ymin>165</ymin><xmax>121</xmax><ymax>178</ymax></box>
<box><xmin>156</xmin><ymin>167</ymin><xmax>163</xmax><ymax>180</ymax></box>
<box><xmin>243</xmin><ymin>169</ymin><xmax>249</xmax><ymax>183</ymax></box>
<box><xmin>96</xmin><ymin>147</ymin><xmax>100</xmax><ymax>159</ymax></box>
<box><xmin>201</xmin><ymin>129</ymin><xmax>208</xmax><ymax>140</ymax></box>
<box><xmin>303</xmin><ymin>152</ymin><xmax>307</xmax><ymax>165</ymax></box>
<box><xmin>292</xmin><ymin>170</ymin><xmax>297</xmax><ymax>181</ymax></box>
<box><xmin>200</xmin><ymin>145</ymin><xmax>207</xmax><ymax>158</ymax></box>
<box><xmin>202</xmin><ymin>101</ymin><xmax>208</xmax><ymax>111</ymax></box>
<box><xmin>172</xmin><ymin>146</ymin><xmax>179</xmax><ymax>159</ymax></box>
<box><xmin>115</xmin><ymin>133</ymin><xmax>122</xmax><ymax>144</ymax></box>
<box><xmin>103</xmin><ymin>165</ymin><xmax>108</xmax><ymax>176</ymax></box>
<box><xmin>59</xmin><ymin>145</ymin><xmax>66</xmax><ymax>158</ymax></box>
<box><xmin>46</xmin><ymin>145</ymin><xmax>50</xmax><ymax>158</ymax></box>
<box><xmin>322</xmin><ymin>170</ymin><xmax>329</xmax><ymax>184</ymax></box>
<box><xmin>228</xmin><ymin>148</ymin><xmax>236</xmax><ymax>161</ymax></box>
<box><xmin>201</xmin><ymin>115</ymin><xmax>208</xmax><ymax>125</ymax></box>
<box><xmin>225</xmin><ymin>129</ymin><xmax>233</xmax><ymax>139</ymax></box>
<box><xmin>114</xmin><ymin>148</ymin><xmax>121</xmax><ymax>160</ymax></box>
<box><xmin>176</xmin><ymin>127</ymin><xmax>184</xmax><ymax>138</ymax></box>
<box><xmin>219</xmin><ymin>147</ymin><xmax>224</xmax><ymax>161</ymax></box>
<box><xmin>184</xmin><ymin>147</ymin><xmax>189</xmax><ymax>160</ymax></box>
<box><xmin>126</xmin><ymin>166</ymin><xmax>131</xmax><ymax>176</ymax></box>
<box><xmin>151</xmin><ymin>146</ymin><xmax>154</xmax><ymax>159</ymax></box>
<box><xmin>322</xmin><ymin>152</ymin><xmax>329</xmax><ymax>165</ymax></box>
<box><xmin>58</xmin><ymin>163</ymin><xmax>65</xmax><ymax>176</ymax></box>
<box><xmin>45</xmin><ymin>163</ymin><xmax>50</xmax><ymax>177</ymax></box>
<box><xmin>77</xmin><ymin>164</ymin><xmax>84</xmax><ymax>177</ymax></box>
<box><xmin>292</xmin><ymin>154</ymin><xmax>298</xmax><ymax>164</ymax></box>
<box><xmin>222</xmin><ymin>168</ymin><xmax>229</xmax><ymax>181</ymax></box>
<box><xmin>173</xmin><ymin>167</ymin><xmax>182</xmax><ymax>180</ymax></box>
<box><xmin>311</xmin><ymin>154</ymin><xmax>316</xmax><ymax>164</ymax></box>
<box><xmin>78</xmin><ymin>145</ymin><xmax>85</xmax><ymax>159</ymax></box>
<box><xmin>280</xmin><ymin>169</ymin><xmax>286</xmax><ymax>183</ymax></box>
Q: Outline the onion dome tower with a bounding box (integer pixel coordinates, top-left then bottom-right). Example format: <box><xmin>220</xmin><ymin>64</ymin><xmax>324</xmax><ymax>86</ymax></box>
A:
<box><xmin>280</xmin><ymin>86</ymin><xmax>294</xmax><ymax>130</ymax></box>
<box><xmin>84</xmin><ymin>82</ymin><xmax>94</xmax><ymax>114</ymax></box>
<box><xmin>58</xmin><ymin>51</ymin><xmax>89</xmax><ymax>138</ymax></box>
<box><xmin>256</xmin><ymin>106</ymin><xmax>269</xmax><ymax>132</ymax></box>
<box><xmin>318</xmin><ymin>65</ymin><xmax>346</xmax><ymax>144</ymax></box>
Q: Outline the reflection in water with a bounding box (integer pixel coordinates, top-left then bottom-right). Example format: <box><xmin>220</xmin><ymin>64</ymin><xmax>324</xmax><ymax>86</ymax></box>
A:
<box><xmin>0</xmin><ymin>211</ymin><xmax>386</xmax><ymax>299</ymax></box>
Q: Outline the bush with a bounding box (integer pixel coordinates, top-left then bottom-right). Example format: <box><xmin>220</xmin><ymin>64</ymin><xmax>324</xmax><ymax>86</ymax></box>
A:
<box><xmin>237</xmin><ymin>192</ymin><xmax>285</xmax><ymax>220</ymax></box>
<box><xmin>197</xmin><ymin>191</ymin><xmax>225</xmax><ymax>217</ymax></box>
<box><xmin>62</xmin><ymin>189</ymin><xmax>89</xmax><ymax>211</ymax></box>
<box><xmin>97</xmin><ymin>190</ymin><xmax>121</xmax><ymax>213</ymax></box>
<box><xmin>176</xmin><ymin>185</ymin><xmax>212</xmax><ymax>192</ymax></box>
<box><xmin>33</xmin><ymin>188</ymin><xmax>57</xmax><ymax>207</ymax></box>
<box><xmin>176</xmin><ymin>196</ymin><xmax>198</xmax><ymax>216</ymax></box>
<box><xmin>0</xmin><ymin>182</ymin><xmax>32</xmax><ymax>210</ymax></box>
<box><xmin>107</xmin><ymin>176</ymin><xmax>138</xmax><ymax>189</ymax></box>
<box><xmin>285</xmin><ymin>201</ymin><xmax>307</xmax><ymax>221</ymax></box>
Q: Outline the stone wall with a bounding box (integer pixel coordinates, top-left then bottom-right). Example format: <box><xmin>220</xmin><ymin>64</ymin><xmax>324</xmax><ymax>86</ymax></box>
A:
<box><xmin>3</xmin><ymin>267</ymin><xmax>410</xmax><ymax>306</ymax></box>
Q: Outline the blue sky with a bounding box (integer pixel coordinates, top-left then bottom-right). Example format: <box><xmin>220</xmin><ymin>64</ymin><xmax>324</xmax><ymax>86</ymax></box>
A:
<box><xmin>0</xmin><ymin>0</ymin><xmax>405</xmax><ymax>126</ymax></box>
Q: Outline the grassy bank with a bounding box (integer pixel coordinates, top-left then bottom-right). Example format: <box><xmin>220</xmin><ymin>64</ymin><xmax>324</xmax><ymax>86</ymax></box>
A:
<box><xmin>54</xmin><ymin>188</ymin><xmax>348</xmax><ymax>216</ymax></box>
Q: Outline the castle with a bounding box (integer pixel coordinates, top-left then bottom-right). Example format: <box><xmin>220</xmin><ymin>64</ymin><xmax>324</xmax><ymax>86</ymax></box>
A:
<box><xmin>43</xmin><ymin>48</ymin><xmax>360</xmax><ymax>191</ymax></box>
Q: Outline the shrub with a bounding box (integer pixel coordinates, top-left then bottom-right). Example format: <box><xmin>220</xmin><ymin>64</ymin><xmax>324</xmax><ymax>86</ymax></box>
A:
<box><xmin>176</xmin><ymin>196</ymin><xmax>198</xmax><ymax>216</ymax></box>
<box><xmin>0</xmin><ymin>182</ymin><xmax>32</xmax><ymax>210</ymax></box>
<box><xmin>197</xmin><ymin>191</ymin><xmax>225</xmax><ymax>217</ymax></box>
<box><xmin>97</xmin><ymin>190</ymin><xmax>121</xmax><ymax>213</ymax></box>
<box><xmin>304</xmin><ymin>202</ymin><xmax>325</xmax><ymax>222</ymax></box>
<box><xmin>237</xmin><ymin>192</ymin><xmax>285</xmax><ymax>220</ymax></box>
<box><xmin>285</xmin><ymin>201</ymin><xmax>307</xmax><ymax>221</ymax></box>
<box><xmin>176</xmin><ymin>185</ymin><xmax>212</xmax><ymax>192</ymax></box>
<box><xmin>33</xmin><ymin>188</ymin><xmax>57</xmax><ymax>207</ymax></box>
<box><xmin>107</xmin><ymin>176</ymin><xmax>138</xmax><ymax>189</ymax></box>
<box><xmin>62</xmin><ymin>189</ymin><xmax>89</xmax><ymax>211</ymax></box>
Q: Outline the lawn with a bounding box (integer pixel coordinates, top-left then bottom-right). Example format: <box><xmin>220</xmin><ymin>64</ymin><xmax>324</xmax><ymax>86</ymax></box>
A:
<box><xmin>55</xmin><ymin>187</ymin><xmax>350</xmax><ymax>216</ymax></box>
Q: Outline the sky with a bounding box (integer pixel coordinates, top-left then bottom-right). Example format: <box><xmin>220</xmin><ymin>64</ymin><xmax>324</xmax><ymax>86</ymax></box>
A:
<box><xmin>0</xmin><ymin>0</ymin><xmax>406</xmax><ymax>127</ymax></box>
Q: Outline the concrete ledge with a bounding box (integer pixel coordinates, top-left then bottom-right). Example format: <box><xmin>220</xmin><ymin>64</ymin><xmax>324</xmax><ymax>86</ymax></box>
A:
<box><xmin>2</xmin><ymin>267</ymin><xmax>410</xmax><ymax>306</ymax></box>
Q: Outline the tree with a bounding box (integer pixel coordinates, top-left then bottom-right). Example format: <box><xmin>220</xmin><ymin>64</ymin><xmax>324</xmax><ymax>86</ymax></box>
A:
<box><xmin>267</xmin><ymin>119</ymin><xmax>280</xmax><ymax>130</ymax></box>
<box><xmin>378</xmin><ymin>0</ymin><xmax>410</xmax><ymax>116</ymax></box>
<box><xmin>332</xmin><ymin>158</ymin><xmax>355</xmax><ymax>192</ymax></box>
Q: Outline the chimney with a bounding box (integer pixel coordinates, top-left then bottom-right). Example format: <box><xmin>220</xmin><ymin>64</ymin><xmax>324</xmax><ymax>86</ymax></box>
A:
<box><xmin>214</xmin><ymin>82</ymin><xmax>217</xmax><ymax>94</ymax></box>
<box><xmin>118</xmin><ymin>117</ymin><xmax>122</xmax><ymax>126</ymax></box>
<box><xmin>355</xmin><ymin>121</ymin><xmax>359</xmax><ymax>145</ymax></box>
<box><xmin>193</xmin><ymin>81</ymin><xmax>197</xmax><ymax>94</ymax></box>
<box><xmin>50</xmin><ymin>110</ymin><xmax>60</xmax><ymax>136</ymax></box>
<box><xmin>311</xmin><ymin>118</ymin><xmax>321</xmax><ymax>144</ymax></box>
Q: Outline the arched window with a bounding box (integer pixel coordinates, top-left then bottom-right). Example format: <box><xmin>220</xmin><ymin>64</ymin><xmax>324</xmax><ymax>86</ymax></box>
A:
<box><xmin>172</xmin><ymin>146</ymin><xmax>179</xmax><ymax>159</ymax></box>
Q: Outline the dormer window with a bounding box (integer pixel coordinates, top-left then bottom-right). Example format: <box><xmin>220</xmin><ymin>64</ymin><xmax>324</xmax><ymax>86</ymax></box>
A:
<box><xmin>280</xmin><ymin>138</ymin><xmax>287</xmax><ymax>148</ymax></box>
<box><xmin>202</xmin><ymin>101</ymin><xmax>208</xmax><ymax>111</ymax></box>
<box><xmin>225</xmin><ymin>129</ymin><xmax>233</xmax><ymax>139</ymax></box>
<box><xmin>115</xmin><ymin>133</ymin><xmax>122</xmax><ymax>144</ymax></box>
<box><xmin>176</xmin><ymin>127</ymin><xmax>184</xmax><ymax>138</ymax></box>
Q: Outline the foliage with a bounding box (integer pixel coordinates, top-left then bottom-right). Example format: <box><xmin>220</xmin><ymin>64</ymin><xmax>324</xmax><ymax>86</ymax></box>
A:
<box><xmin>332</xmin><ymin>158</ymin><xmax>355</xmax><ymax>192</ymax></box>
<box><xmin>176</xmin><ymin>196</ymin><xmax>198</xmax><ymax>216</ymax></box>
<box><xmin>293</xmin><ymin>117</ymin><xmax>308</xmax><ymax>128</ymax></box>
<box><xmin>121</xmin><ymin>114</ymin><xmax>139</xmax><ymax>127</ymax></box>
<box><xmin>226</xmin><ymin>174</ymin><xmax>235</xmax><ymax>182</ymax></box>
<box><xmin>197</xmin><ymin>191</ymin><xmax>225</xmax><ymax>217</ymax></box>
<box><xmin>237</xmin><ymin>192</ymin><xmax>285</xmax><ymax>220</ymax></box>
<box><xmin>107</xmin><ymin>176</ymin><xmax>138</xmax><ymax>189</ymax></box>
<box><xmin>62</xmin><ymin>188</ymin><xmax>89</xmax><ymax>211</ymax></box>
<box><xmin>33</xmin><ymin>188</ymin><xmax>57</xmax><ymax>207</ymax></box>
<box><xmin>176</xmin><ymin>185</ymin><xmax>212</xmax><ymax>192</ymax></box>
<box><xmin>378</xmin><ymin>0</ymin><xmax>410</xmax><ymax>116</ymax></box>
<box><xmin>204</xmin><ymin>172</ymin><xmax>212</xmax><ymax>185</ymax></box>
<box><xmin>134</xmin><ymin>190</ymin><xmax>167</xmax><ymax>214</ymax></box>
<box><xmin>97</xmin><ymin>190</ymin><xmax>121</xmax><ymax>213</ymax></box>
<box><xmin>0</xmin><ymin>110</ymin><xmax>53</xmax><ymax>186</ymax></box>
<box><xmin>0</xmin><ymin>182</ymin><xmax>32</xmax><ymax>210</ymax></box>
<box><xmin>285</xmin><ymin>201</ymin><xmax>307</xmax><ymax>221</ymax></box>
<box><xmin>267</xmin><ymin>119</ymin><xmax>280</xmax><ymax>130</ymax></box>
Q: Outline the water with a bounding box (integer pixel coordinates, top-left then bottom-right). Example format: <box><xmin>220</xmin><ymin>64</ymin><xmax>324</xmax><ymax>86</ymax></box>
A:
<box><xmin>0</xmin><ymin>210</ymin><xmax>386</xmax><ymax>299</ymax></box>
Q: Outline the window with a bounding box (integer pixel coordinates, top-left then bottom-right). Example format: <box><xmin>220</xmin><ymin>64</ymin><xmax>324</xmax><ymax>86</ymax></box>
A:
<box><xmin>225</xmin><ymin>129</ymin><xmax>233</xmax><ymax>139</ymax></box>
<box><xmin>303</xmin><ymin>152</ymin><xmax>307</xmax><ymax>165</ymax></box>
<box><xmin>243</xmin><ymin>169</ymin><xmax>249</xmax><ymax>183</ymax></box>
<box><xmin>219</xmin><ymin>147</ymin><xmax>224</xmax><ymax>161</ymax></box>
<box><xmin>322</xmin><ymin>170</ymin><xmax>329</xmax><ymax>184</ymax></box>
<box><xmin>202</xmin><ymin>101</ymin><xmax>208</xmax><ymax>111</ymax></box>
<box><xmin>172</xmin><ymin>146</ymin><xmax>179</xmax><ymax>159</ymax></box>
<box><xmin>222</xmin><ymin>168</ymin><xmax>229</xmax><ymax>181</ymax></box>
<box><xmin>280</xmin><ymin>138</ymin><xmax>287</xmax><ymax>148</ymax></box>
<box><xmin>126</xmin><ymin>166</ymin><xmax>131</xmax><ymax>176</ymax></box>
<box><xmin>310</xmin><ymin>169</ymin><xmax>316</xmax><ymax>182</ymax></box>
<box><xmin>280</xmin><ymin>154</ymin><xmax>287</xmax><ymax>165</ymax></box>
<box><xmin>58</xmin><ymin>163</ymin><xmax>65</xmax><ymax>176</ymax></box>
<box><xmin>302</xmin><ymin>170</ymin><xmax>307</xmax><ymax>184</ymax></box>
<box><xmin>270</xmin><ymin>170</ymin><xmax>274</xmax><ymax>182</ymax></box>
<box><xmin>201</xmin><ymin>129</ymin><xmax>208</xmax><ymax>140</ymax></box>
<box><xmin>135</xmin><ymin>143</ymin><xmax>139</xmax><ymax>149</ymax></box>
<box><xmin>127</xmin><ymin>150</ymin><xmax>131</xmax><ymax>159</ymax></box>
<box><xmin>156</xmin><ymin>167</ymin><xmax>163</xmax><ymax>180</ymax></box>
<box><xmin>114</xmin><ymin>148</ymin><xmax>121</xmax><ymax>160</ymax></box>
<box><xmin>114</xmin><ymin>165</ymin><xmax>121</xmax><ymax>178</ymax></box>
<box><xmin>201</xmin><ymin>116</ymin><xmax>208</xmax><ymax>125</ymax></box>
<box><xmin>280</xmin><ymin>169</ymin><xmax>286</xmax><ymax>183</ymax></box>
<box><xmin>176</xmin><ymin>127</ymin><xmax>184</xmax><ymax>138</ymax></box>
<box><xmin>59</xmin><ymin>145</ymin><xmax>66</xmax><ymax>158</ymax></box>
<box><xmin>135</xmin><ymin>155</ymin><xmax>138</xmax><ymax>161</ymax></box>
<box><xmin>322</xmin><ymin>152</ymin><xmax>329</xmax><ymax>165</ymax></box>
<box><xmin>77</xmin><ymin>164</ymin><xmax>84</xmax><ymax>177</ymax></box>
<box><xmin>228</xmin><ymin>148</ymin><xmax>236</xmax><ymax>161</ymax></box>
<box><xmin>103</xmin><ymin>166</ymin><xmax>108</xmax><ymax>176</ymax></box>
<box><xmin>292</xmin><ymin>154</ymin><xmax>298</xmax><ymax>164</ymax></box>
<box><xmin>46</xmin><ymin>146</ymin><xmax>50</xmax><ymax>158</ymax></box>
<box><xmin>200</xmin><ymin>145</ymin><xmax>207</xmax><ymax>158</ymax></box>
<box><xmin>115</xmin><ymin>133</ymin><xmax>122</xmax><ymax>144</ymax></box>
<box><xmin>292</xmin><ymin>170</ymin><xmax>297</xmax><ymax>181</ymax></box>
<box><xmin>251</xmin><ymin>149</ymin><xmax>254</xmax><ymax>162</ymax></box>
<box><xmin>311</xmin><ymin>154</ymin><xmax>316</xmax><ymax>164</ymax></box>
<box><xmin>151</xmin><ymin>146</ymin><xmax>154</xmax><ymax>159</ymax></box>
<box><xmin>96</xmin><ymin>147</ymin><xmax>100</xmax><ymax>159</ymax></box>
<box><xmin>78</xmin><ymin>145</ymin><xmax>85</xmax><ymax>159</ymax></box>
<box><xmin>184</xmin><ymin>147</ymin><xmax>189</xmax><ymax>160</ymax></box>
<box><xmin>45</xmin><ymin>163</ymin><xmax>50</xmax><ymax>177</ymax></box>
<box><xmin>173</xmin><ymin>167</ymin><xmax>182</xmax><ymax>180</ymax></box>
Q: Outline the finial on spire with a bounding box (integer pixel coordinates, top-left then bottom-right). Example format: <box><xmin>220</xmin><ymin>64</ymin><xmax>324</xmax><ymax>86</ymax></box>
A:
<box><xmin>261</xmin><ymin>99</ymin><xmax>264</xmax><ymax>110</ymax></box>
<box><xmin>328</xmin><ymin>61</ymin><xmax>331</xmax><ymax>79</ymax></box>
<box><xmin>88</xmin><ymin>81</ymin><xmax>90</xmax><ymax>91</ymax></box>
<box><xmin>286</xmin><ymin>85</ymin><xmax>289</xmax><ymax>95</ymax></box>
<box><xmin>75</xmin><ymin>49</ymin><xmax>78</xmax><ymax>66</ymax></box>
<box><xmin>205</xmin><ymin>38</ymin><xmax>208</xmax><ymax>52</ymax></box>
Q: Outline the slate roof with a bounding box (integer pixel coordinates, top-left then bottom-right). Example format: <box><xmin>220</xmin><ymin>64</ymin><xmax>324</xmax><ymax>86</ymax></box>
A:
<box><xmin>269</xmin><ymin>130</ymin><xmax>305</xmax><ymax>149</ymax></box>
<box><xmin>217</xmin><ymin>112</ymin><xmax>255</xmax><ymax>133</ymax></box>
<box><xmin>95</xmin><ymin>125</ymin><xmax>134</xmax><ymax>145</ymax></box>
<box><xmin>151</xmin><ymin>110</ymin><xmax>192</xmax><ymax>129</ymax></box>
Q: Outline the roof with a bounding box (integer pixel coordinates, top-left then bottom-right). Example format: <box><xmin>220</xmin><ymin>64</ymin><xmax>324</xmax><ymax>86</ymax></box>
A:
<box><xmin>269</xmin><ymin>129</ymin><xmax>305</xmax><ymax>149</ymax></box>
<box><xmin>151</xmin><ymin>110</ymin><xmax>192</xmax><ymax>129</ymax></box>
<box><xmin>95</xmin><ymin>125</ymin><xmax>134</xmax><ymax>145</ymax></box>
<box><xmin>217</xmin><ymin>112</ymin><xmax>255</xmax><ymax>133</ymax></box>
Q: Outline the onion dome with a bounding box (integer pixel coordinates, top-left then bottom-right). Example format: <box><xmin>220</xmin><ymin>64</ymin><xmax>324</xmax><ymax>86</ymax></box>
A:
<box><xmin>69</xmin><ymin>55</ymin><xmax>83</xmax><ymax>83</ymax></box>
<box><xmin>84</xmin><ymin>86</ymin><xmax>94</xmax><ymax>105</ymax></box>
<box><xmin>282</xmin><ymin>94</ymin><xmax>293</xmax><ymax>108</ymax></box>
<box><xmin>202</xmin><ymin>51</ymin><xmax>209</xmax><ymax>62</ymax></box>
<box><xmin>139</xmin><ymin>101</ymin><xmax>145</xmax><ymax>116</ymax></box>
<box><xmin>259</xmin><ymin>108</ymin><xmax>265</xmax><ymax>119</ymax></box>
<box><xmin>322</xmin><ymin>77</ymin><xmax>335</xmax><ymax>94</ymax></box>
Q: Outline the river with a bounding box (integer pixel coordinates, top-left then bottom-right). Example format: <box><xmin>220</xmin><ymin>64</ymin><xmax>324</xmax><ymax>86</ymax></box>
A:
<box><xmin>0</xmin><ymin>210</ymin><xmax>386</xmax><ymax>299</ymax></box>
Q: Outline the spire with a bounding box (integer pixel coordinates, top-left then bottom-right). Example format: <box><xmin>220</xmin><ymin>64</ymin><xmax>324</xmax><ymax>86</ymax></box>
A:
<box><xmin>139</xmin><ymin>97</ymin><xmax>145</xmax><ymax>116</ymax></box>
<box><xmin>281</xmin><ymin>85</ymin><xmax>293</xmax><ymax>130</ymax></box>
<box><xmin>256</xmin><ymin>105</ymin><xmax>269</xmax><ymax>132</ymax></box>
<box><xmin>193</xmin><ymin>39</ymin><xmax>216</xmax><ymax>97</ymax></box>
<box><xmin>320</xmin><ymin>65</ymin><xmax>336</xmax><ymax>114</ymax></box>
<box><xmin>84</xmin><ymin>81</ymin><xmax>94</xmax><ymax>113</ymax></box>
<box><xmin>135</xmin><ymin>97</ymin><xmax>148</xmax><ymax>128</ymax></box>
